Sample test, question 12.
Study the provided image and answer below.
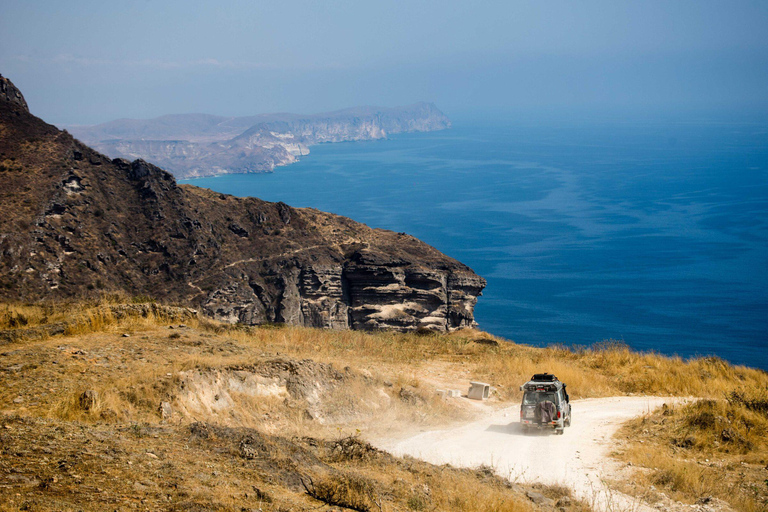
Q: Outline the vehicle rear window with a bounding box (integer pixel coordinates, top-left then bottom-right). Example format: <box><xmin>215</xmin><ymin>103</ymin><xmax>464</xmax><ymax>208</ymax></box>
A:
<box><xmin>523</xmin><ymin>392</ymin><xmax>557</xmax><ymax>405</ymax></box>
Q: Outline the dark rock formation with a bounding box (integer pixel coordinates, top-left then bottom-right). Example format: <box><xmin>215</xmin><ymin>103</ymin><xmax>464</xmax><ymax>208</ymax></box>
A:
<box><xmin>0</xmin><ymin>74</ymin><xmax>28</xmax><ymax>111</ymax></box>
<box><xmin>0</xmin><ymin>75</ymin><xmax>485</xmax><ymax>332</ymax></box>
<box><xmin>69</xmin><ymin>102</ymin><xmax>452</xmax><ymax>178</ymax></box>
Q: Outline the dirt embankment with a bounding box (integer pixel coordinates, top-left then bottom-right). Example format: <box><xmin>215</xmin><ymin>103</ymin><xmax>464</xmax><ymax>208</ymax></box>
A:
<box><xmin>1</xmin><ymin>318</ymin><xmax>590</xmax><ymax>511</ymax></box>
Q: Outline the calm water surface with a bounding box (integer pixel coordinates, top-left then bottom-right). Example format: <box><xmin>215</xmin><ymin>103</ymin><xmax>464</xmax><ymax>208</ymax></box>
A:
<box><xmin>182</xmin><ymin>116</ymin><xmax>768</xmax><ymax>370</ymax></box>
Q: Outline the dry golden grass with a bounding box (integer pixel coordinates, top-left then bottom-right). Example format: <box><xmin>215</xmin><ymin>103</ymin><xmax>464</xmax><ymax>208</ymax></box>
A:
<box><xmin>0</xmin><ymin>302</ymin><xmax>72</xmax><ymax>329</ymax></box>
<box><xmin>3</xmin><ymin>301</ymin><xmax>766</xmax><ymax>431</ymax></box>
<box><xmin>0</xmin><ymin>294</ymin><xmax>164</xmax><ymax>332</ymax></box>
<box><xmin>5</xmin><ymin>298</ymin><xmax>764</xmax><ymax>399</ymax></box>
<box><xmin>614</xmin><ymin>394</ymin><xmax>768</xmax><ymax>511</ymax></box>
<box><xmin>209</xmin><ymin>324</ymin><xmax>767</xmax><ymax>402</ymax></box>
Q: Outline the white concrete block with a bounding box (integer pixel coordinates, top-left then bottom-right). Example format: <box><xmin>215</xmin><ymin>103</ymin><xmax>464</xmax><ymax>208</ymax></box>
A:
<box><xmin>468</xmin><ymin>381</ymin><xmax>490</xmax><ymax>400</ymax></box>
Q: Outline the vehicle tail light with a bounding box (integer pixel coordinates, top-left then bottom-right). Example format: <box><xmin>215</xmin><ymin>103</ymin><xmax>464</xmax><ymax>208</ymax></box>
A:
<box><xmin>557</xmin><ymin>410</ymin><xmax>561</xmax><ymax>419</ymax></box>
<box><xmin>520</xmin><ymin>409</ymin><xmax>523</xmax><ymax>418</ymax></box>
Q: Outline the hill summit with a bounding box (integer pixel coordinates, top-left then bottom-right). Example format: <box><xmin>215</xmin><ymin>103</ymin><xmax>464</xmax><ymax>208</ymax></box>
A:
<box><xmin>0</xmin><ymin>74</ymin><xmax>484</xmax><ymax>331</ymax></box>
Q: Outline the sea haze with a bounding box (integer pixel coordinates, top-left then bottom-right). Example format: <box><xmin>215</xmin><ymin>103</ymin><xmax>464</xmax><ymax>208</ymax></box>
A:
<box><xmin>182</xmin><ymin>115</ymin><xmax>768</xmax><ymax>370</ymax></box>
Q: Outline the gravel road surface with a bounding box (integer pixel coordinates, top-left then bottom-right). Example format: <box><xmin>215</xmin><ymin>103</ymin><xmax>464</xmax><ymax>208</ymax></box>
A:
<box><xmin>377</xmin><ymin>396</ymin><xmax>678</xmax><ymax>511</ymax></box>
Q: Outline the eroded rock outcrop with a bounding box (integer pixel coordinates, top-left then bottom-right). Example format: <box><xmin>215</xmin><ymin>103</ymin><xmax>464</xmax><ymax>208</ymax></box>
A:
<box><xmin>201</xmin><ymin>261</ymin><xmax>483</xmax><ymax>331</ymax></box>
<box><xmin>0</xmin><ymin>75</ymin><xmax>484</xmax><ymax>332</ymax></box>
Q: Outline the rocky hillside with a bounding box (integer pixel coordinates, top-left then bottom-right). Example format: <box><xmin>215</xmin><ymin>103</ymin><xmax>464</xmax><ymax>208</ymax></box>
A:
<box><xmin>69</xmin><ymin>102</ymin><xmax>451</xmax><ymax>178</ymax></box>
<box><xmin>0</xmin><ymin>74</ymin><xmax>484</xmax><ymax>331</ymax></box>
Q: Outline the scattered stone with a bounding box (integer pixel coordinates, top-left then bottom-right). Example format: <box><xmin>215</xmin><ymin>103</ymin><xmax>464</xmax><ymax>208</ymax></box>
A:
<box><xmin>526</xmin><ymin>490</ymin><xmax>555</xmax><ymax>507</ymax></box>
<box><xmin>695</xmin><ymin>496</ymin><xmax>736</xmax><ymax>512</ymax></box>
<box><xmin>674</xmin><ymin>436</ymin><xmax>695</xmax><ymax>448</ymax></box>
<box><xmin>158</xmin><ymin>401</ymin><xmax>173</xmax><ymax>420</ymax></box>
<box><xmin>239</xmin><ymin>435</ymin><xmax>263</xmax><ymax>460</ymax></box>
<box><xmin>122</xmin><ymin>333</ymin><xmax>130</xmax><ymax>338</ymax></box>
<box><xmin>12</xmin><ymin>396</ymin><xmax>23</xmax><ymax>404</ymax></box>
<box><xmin>251</xmin><ymin>486</ymin><xmax>272</xmax><ymax>503</ymax></box>
<box><xmin>145</xmin><ymin>452</ymin><xmax>158</xmax><ymax>459</ymax></box>
<box><xmin>720</xmin><ymin>428</ymin><xmax>745</xmax><ymax>444</ymax></box>
<box><xmin>5</xmin><ymin>474</ymin><xmax>40</xmax><ymax>486</ymax></box>
<box><xmin>399</xmin><ymin>386</ymin><xmax>425</xmax><ymax>405</ymax></box>
<box><xmin>79</xmin><ymin>390</ymin><xmax>97</xmax><ymax>411</ymax></box>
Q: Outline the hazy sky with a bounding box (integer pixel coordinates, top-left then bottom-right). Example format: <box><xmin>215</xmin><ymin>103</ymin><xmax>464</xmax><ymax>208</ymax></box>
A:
<box><xmin>1</xmin><ymin>0</ymin><xmax>767</xmax><ymax>125</ymax></box>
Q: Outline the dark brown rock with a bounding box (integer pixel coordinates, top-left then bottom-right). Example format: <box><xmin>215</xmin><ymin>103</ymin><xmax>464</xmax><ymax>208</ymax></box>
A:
<box><xmin>0</xmin><ymin>74</ymin><xmax>28</xmax><ymax>111</ymax></box>
<box><xmin>79</xmin><ymin>390</ymin><xmax>97</xmax><ymax>411</ymax></box>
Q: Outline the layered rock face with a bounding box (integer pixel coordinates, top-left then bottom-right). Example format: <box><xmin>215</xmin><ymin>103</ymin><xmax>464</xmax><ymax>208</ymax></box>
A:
<box><xmin>0</xmin><ymin>75</ymin><xmax>484</xmax><ymax>332</ymax></box>
<box><xmin>69</xmin><ymin>102</ymin><xmax>451</xmax><ymax>178</ymax></box>
<box><xmin>202</xmin><ymin>263</ymin><xmax>483</xmax><ymax>332</ymax></box>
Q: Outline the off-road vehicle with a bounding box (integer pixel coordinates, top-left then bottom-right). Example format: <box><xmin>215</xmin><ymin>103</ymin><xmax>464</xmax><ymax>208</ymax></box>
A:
<box><xmin>519</xmin><ymin>373</ymin><xmax>571</xmax><ymax>434</ymax></box>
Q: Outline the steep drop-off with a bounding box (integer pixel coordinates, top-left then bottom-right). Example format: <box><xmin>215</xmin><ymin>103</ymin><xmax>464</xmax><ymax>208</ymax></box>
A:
<box><xmin>0</xmin><ymin>75</ymin><xmax>484</xmax><ymax>331</ymax></box>
<box><xmin>69</xmin><ymin>103</ymin><xmax>451</xmax><ymax>178</ymax></box>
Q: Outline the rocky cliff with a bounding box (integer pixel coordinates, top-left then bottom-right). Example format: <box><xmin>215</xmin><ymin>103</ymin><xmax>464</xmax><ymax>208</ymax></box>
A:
<box><xmin>0</xmin><ymin>75</ymin><xmax>484</xmax><ymax>331</ymax></box>
<box><xmin>69</xmin><ymin>103</ymin><xmax>451</xmax><ymax>178</ymax></box>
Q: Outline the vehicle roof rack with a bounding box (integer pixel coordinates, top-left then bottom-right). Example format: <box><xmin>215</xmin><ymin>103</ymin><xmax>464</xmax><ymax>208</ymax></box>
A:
<box><xmin>531</xmin><ymin>373</ymin><xmax>557</xmax><ymax>382</ymax></box>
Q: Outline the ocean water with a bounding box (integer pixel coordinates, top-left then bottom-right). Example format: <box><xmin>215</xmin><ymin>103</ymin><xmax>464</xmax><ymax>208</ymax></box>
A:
<box><xmin>182</xmin><ymin>116</ymin><xmax>768</xmax><ymax>370</ymax></box>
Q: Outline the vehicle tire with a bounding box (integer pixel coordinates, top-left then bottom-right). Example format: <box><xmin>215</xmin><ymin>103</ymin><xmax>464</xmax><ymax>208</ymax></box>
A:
<box><xmin>565</xmin><ymin>415</ymin><xmax>571</xmax><ymax>427</ymax></box>
<box><xmin>556</xmin><ymin>428</ymin><xmax>564</xmax><ymax>435</ymax></box>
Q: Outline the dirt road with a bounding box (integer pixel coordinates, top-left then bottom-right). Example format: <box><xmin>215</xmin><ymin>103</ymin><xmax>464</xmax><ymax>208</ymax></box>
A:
<box><xmin>376</xmin><ymin>396</ymin><xmax>679</xmax><ymax>511</ymax></box>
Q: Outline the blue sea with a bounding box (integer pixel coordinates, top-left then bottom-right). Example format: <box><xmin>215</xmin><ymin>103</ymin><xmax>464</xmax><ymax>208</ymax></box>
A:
<box><xmin>182</xmin><ymin>115</ymin><xmax>768</xmax><ymax>370</ymax></box>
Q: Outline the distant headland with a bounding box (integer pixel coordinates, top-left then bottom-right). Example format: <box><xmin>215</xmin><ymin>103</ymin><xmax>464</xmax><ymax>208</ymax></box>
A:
<box><xmin>68</xmin><ymin>103</ymin><xmax>451</xmax><ymax>179</ymax></box>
